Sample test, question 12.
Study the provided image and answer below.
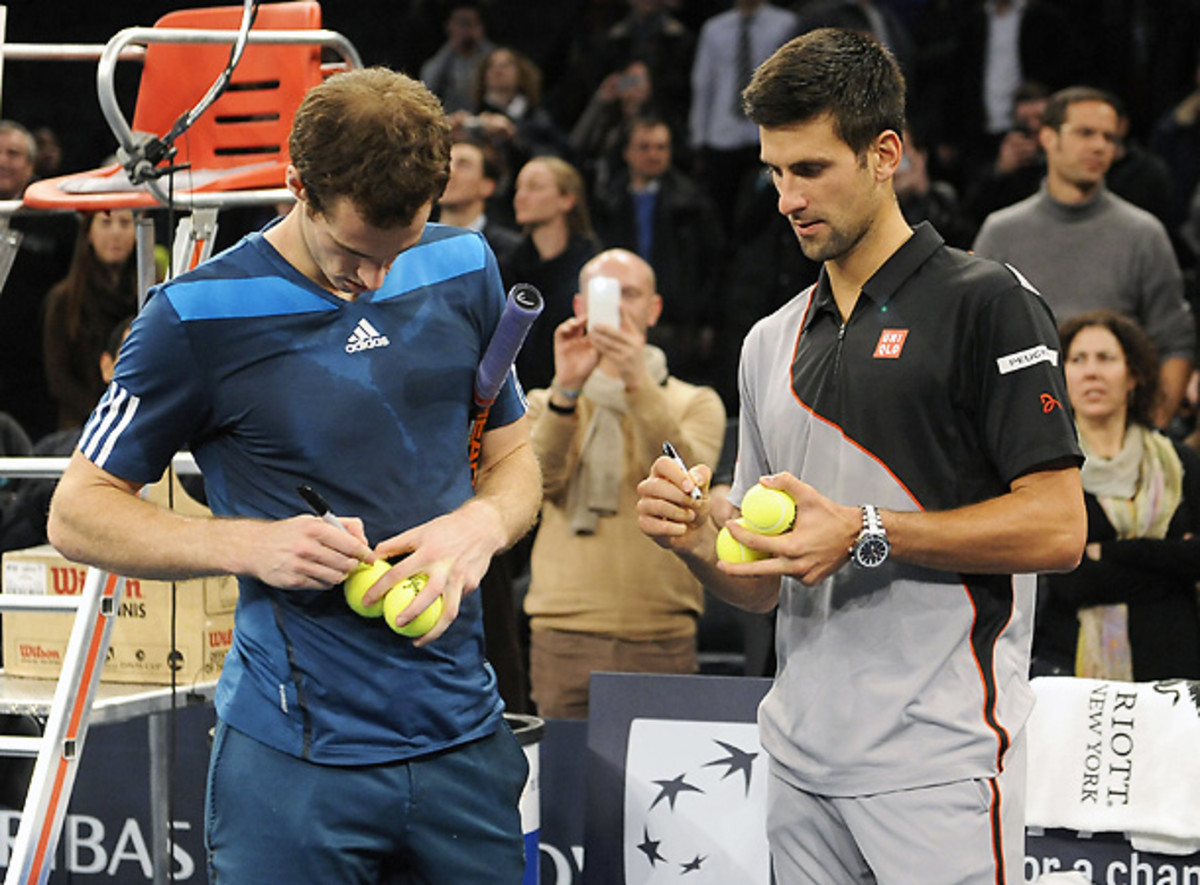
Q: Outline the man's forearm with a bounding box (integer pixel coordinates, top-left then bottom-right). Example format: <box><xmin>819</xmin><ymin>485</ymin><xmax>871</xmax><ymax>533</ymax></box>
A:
<box><xmin>681</xmin><ymin>549</ymin><xmax>782</xmax><ymax>614</ymax></box>
<box><xmin>527</xmin><ymin>393</ymin><xmax>579</xmax><ymax>497</ymax></box>
<box><xmin>884</xmin><ymin>467</ymin><xmax>1086</xmax><ymax>575</ymax></box>
<box><xmin>667</xmin><ymin>512</ymin><xmax>782</xmax><ymax>613</ymax></box>
<box><xmin>50</xmin><ymin>451</ymin><xmax>373</xmax><ymax>591</ymax></box>
<box><xmin>472</xmin><ymin>439</ymin><xmax>543</xmax><ymax>553</ymax></box>
<box><xmin>48</xmin><ymin>452</ymin><xmax>245</xmax><ymax>581</ymax></box>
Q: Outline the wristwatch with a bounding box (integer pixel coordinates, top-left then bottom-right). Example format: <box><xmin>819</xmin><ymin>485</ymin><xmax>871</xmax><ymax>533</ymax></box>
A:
<box><xmin>851</xmin><ymin>504</ymin><xmax>890</xmax><ymax>568</ymax></box>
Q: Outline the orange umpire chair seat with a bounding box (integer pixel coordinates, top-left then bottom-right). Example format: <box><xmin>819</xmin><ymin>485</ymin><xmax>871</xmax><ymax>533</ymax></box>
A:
<box><xmin>23</xmin><ymin>1</ymin><xmax>327</xmax><ymax>212</ymax></box>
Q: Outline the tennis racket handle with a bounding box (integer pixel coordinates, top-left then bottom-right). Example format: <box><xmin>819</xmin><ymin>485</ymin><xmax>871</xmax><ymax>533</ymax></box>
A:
<box><xmin>474</xmin><ymin>283</ymin><xmax>543</xmax><ymax>405</ymax></box>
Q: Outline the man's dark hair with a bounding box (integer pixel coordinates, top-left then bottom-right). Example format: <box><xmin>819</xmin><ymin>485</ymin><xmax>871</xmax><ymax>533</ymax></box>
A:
<box><xmin>741</xmin><ymin>27</ymin><xmax>905</xmax><ymax>156</ymax></box>
<box><xmin>621</xmin><ymin>115</ymin><xmax>673</xmax><ymax>153</ymax></box>
<box><xmin>290</xmin><ymin>67</ymin><xmax>451</xmax><ymax>228</ymax></box>
<box><xmin>453</xmin><ymin>132</ymin><xmax>506</xmax><ymax>185</ymax></box>
<box><xmin>1012</xmin><ymin>80</ymin><xmax>1049</xmax><ymax>108</ymax></box>
<box><xmin>443</xmin><ymin>0</ymin><xmax>486</xmax><ymax>24</ymax></box>
<box><xmin>1041</xmin><ymin>86</ymin><xmax>1118</xmax><ymax>132</ymax></box>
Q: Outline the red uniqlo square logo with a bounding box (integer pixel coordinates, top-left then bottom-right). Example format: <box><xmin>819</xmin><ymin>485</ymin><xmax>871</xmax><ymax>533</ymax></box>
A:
<box><xmin>873</xmin><ymin>329</ymin><xmax>908</xmax><ymax>358</ymax></box>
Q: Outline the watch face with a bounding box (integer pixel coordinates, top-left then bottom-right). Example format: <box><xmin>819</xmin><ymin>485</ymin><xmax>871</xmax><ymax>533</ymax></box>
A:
<box><xmin>855</xmin><ymin>535</ymin><xmax>890</xmax><ymax>568</ymax></box>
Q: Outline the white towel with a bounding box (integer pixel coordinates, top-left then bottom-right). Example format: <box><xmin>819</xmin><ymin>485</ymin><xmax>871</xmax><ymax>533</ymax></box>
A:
<box><xmin>1026</xmin><ymin>677</ymin><xmax>1200</xmax><ymax>855</ymax></box>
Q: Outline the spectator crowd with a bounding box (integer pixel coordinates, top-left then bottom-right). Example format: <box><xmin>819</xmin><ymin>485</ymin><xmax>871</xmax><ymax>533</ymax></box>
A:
<box><xmin>5</xmin><ymin>0</ymin><xmax>1200</xmax><ymax>708</ymax></box>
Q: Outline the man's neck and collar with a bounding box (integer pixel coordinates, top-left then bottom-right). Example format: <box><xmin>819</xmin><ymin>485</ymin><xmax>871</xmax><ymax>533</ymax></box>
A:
<box><xmin>263</xmin><ymin>186</ymin><xmax>429</xmax><ymax>302</ymax></box>
<box><xmin>263</xmin><ymin>206</ymin><xmax>320</xmax><ymax>284</ymax></box>
<box><xmin>1045</xmin><ymin>170</ymin><xmax>1105</xmax><ymax>207</ymax></box>
<box><xmin>629</xmin><ymin>172</ymin><xmax>662</xmax><ymax>193</ymax></box>
<box><xmin>1036</xmin><ymin>179</ymin><xmax>1109</xmax><ymax>225</ymax></box>
<box><xmin>452</xmin><ymin>39</ymin><xmax>489</xmax><ymax>61</ymax></box>
<box><xmin>825</xmin><ymin>201</ymin><xmax>915</xmax><ymax>322</ymax></box>
<box><xmin>439</xmin><ymin>199</ymin><xmax>487</xmax><ymax>231</ymax></box>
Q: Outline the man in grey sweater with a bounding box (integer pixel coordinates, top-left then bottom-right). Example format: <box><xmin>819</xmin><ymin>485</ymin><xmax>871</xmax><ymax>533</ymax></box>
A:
<box><xmin>973</xmin><ymin>86</ymin><xmax>1194</xmax><ymax>428</ymax></box>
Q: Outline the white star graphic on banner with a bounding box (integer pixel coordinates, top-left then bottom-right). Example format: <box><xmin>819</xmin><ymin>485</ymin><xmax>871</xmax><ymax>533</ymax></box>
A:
<box><xmin>623</xmin><ymin>719</ymin><xmax>770</xmax><ymax>883</ymax></box>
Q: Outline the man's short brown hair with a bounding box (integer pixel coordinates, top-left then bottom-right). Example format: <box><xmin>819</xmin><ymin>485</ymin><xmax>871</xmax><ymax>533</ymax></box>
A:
<box><xmin>290</xmin><ymin>67</ymin><xmax>451</xmax><ymax>228</ymax></box>
<box><xmin>1040</xmin><ymin>86</ymin><xmax>1118</xmax><ymax>133</ymax></box>
<box><xmin>742</xmin><ymin>27</ymin><xmax>905</xmax><ymax>157</ymax></box>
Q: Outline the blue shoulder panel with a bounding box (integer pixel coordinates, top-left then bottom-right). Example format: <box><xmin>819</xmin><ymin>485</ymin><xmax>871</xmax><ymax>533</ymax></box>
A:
<box><xmin>374</xmin><ymin>230</ymin><xmax>487</xmax><ymax>302</ymax></box>
<box><xmin>166</xmin><ymin>275</ymin><xmax>338</xmax><ymax>321</ymax></box>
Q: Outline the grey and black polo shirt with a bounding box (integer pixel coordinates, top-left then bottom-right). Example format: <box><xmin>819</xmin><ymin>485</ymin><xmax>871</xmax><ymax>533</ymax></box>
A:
<box><xmin>733</xmin><ymin>222</ymin><xmax>1082</xmax><ymax>796</ymax></box>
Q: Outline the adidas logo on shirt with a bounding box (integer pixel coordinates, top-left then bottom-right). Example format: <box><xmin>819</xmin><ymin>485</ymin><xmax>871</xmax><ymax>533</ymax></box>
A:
<box><xmin>345</xmin><ymin>318</ymin><xmax>390</xmax><ymax>353</ymax></box>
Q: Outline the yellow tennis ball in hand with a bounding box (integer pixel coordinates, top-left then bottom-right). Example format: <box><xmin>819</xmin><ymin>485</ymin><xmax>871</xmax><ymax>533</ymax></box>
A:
<box><xmin>383</xmin><ymin>573</ymin><xmax>444</xmax><ymax>638</ymax></box>
<box><xmin>741</xmin><ymin>483</ymin><xmax>796</xmax><ymax>535</ymax></box>
<box><xmin>716</xmin><ymin>519</ymin><xmax>771</xmax><ymax>563</ymax></box>
<box><xmin>343</xmin><ymin>560</ymin><xmax>391</xmax><ymax>617</ymax></box>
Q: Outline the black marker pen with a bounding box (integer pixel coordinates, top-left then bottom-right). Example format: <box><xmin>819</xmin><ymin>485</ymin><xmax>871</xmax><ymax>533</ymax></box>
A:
<box><xmin>662</xmin><ymin>441</ymin><xmax>703</xmax><ymax>501</ymax></box>
<box><xmin>297</xmin><ymin>484</ymin><xmax>351</xmax><ymax>535</ymax></box>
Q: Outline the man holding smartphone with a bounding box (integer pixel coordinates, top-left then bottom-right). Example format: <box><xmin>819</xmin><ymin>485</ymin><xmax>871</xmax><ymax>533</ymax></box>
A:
<box><xmin>522</xmin><ymin>248</ymin><xmax>726</xmax><ymax>718</ymax></box>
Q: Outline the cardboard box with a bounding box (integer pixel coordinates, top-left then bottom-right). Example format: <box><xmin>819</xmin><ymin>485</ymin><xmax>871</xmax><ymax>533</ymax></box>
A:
<box><xmin>1</xmin><ymin>472</ymin><xmax>238</xmax><ymax>685</ymax></box>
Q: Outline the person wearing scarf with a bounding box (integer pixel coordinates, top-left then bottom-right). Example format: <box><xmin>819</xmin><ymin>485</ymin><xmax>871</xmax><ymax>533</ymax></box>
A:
<box><xmin>1033</xmin><ymin>310</ymin><xmax>1200</xmax><ymax>681</ymax></box>
<box><xmin>523</xmin><ymin>249</ymin><xmax>726</xmax><ymax>718</ymax></box>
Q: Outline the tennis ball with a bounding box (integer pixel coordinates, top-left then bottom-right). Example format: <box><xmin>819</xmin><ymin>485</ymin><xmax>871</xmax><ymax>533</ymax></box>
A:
<box><xmin>741</xmin><ymin>483</ymin><xmax>796</xmax><ymax>535</ymax></box>
<box><xmin>383</xmin><ymin>573</ymin><xmax>444</xmax><ymax>638</ymax></box>
<box><xmin>716</xmin><ymin>519</ymin><xmax>770</xmax><ymax>563</ymax></box>
<box><xmin>343</xmin><ymin>560</ymin><xmax>391</xmax><ymax>617</ymax></box>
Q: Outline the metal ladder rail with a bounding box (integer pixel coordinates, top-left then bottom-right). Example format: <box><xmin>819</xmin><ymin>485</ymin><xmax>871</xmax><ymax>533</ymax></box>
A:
<box><xmin>0</xmin><ymin>452</ymin><xmax>201</xmax><ymax>885</ymax></box>
<box><xmin>0</xmin><ymin>567</ymin><xmax>125</xmax><ymax>885</ymax></box>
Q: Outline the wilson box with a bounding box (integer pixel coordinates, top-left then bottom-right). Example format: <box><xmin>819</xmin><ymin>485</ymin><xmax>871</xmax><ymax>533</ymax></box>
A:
<box><xmin>1</xmin><ymin>473</ymin><xmax>237</xmax><ymax>685</ymax></box>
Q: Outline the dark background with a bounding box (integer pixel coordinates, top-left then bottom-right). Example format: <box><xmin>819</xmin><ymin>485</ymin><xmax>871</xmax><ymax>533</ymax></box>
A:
<box><xmin>0</xmin><ymin>0</ymin><xmax>633</xmax><ymax>176</ymax></box>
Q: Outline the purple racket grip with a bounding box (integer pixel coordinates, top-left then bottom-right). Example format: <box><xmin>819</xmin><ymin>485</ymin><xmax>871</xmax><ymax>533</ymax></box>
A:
<box><xmin>473</xmin><ymin>283</ymin><xmax>543</xmax><ymax>406</ymax></box>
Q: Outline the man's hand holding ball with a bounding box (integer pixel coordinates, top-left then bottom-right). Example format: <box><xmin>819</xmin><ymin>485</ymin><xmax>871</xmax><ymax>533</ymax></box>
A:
<box><xmin>344</xmin><ymin>562</ymin><xmax>445</xmax><ymax>639</ymax></box>
<box><xmin>300</xmin><ymin>485</ymin><xmax>446</xmax><ymax>639</ymax></box>
<box><xmin>715</xmin><ymin>485</ymin><xmax>797</xmax><ymax>563</ymax></box>
<box><xmin>344</xmin><ymin>560</ymin><xmax>391</xmax><ymax>616</ymax></box>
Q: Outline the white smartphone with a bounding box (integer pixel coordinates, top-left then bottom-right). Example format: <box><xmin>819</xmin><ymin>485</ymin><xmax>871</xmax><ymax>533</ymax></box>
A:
<box><xmin>587</xmin><ymin>275</ymin><xmax>621</xmax><ymax>333</ymax></box>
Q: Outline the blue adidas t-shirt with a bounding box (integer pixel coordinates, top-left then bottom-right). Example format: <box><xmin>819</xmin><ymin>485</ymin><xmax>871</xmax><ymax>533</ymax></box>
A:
<box><xmin>78</xmin><ymin>221</ymin><xmax>526</xmax><ymax>765</ymax></box>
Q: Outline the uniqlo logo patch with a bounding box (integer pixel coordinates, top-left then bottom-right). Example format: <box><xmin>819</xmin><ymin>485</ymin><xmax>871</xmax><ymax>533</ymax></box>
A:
<box><xmin>873</xmin><ymin>329</ymin><xmax>908</xmax><ymax>358</ymax></box>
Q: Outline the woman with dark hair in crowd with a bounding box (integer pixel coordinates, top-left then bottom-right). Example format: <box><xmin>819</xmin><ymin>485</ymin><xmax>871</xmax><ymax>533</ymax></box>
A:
<box><xmin>42</xmin><ymin>209</ymin><xmax>139</xmax><ymax>430</ymax></box>
<box><xmin>1033</xmin><ymin>309</ymin><xmax>1200</xmax><ymax>681</ymax></box>
<box><xmin>449</xmin><ymin>45</ymin><xmax>571</xmax><ymax>181</ymax></box>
